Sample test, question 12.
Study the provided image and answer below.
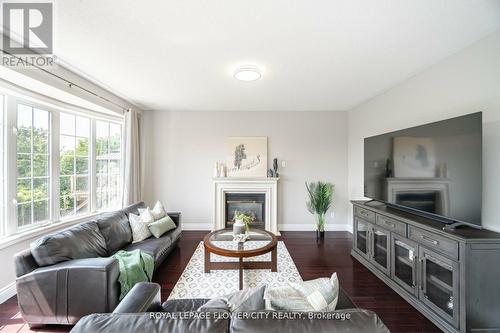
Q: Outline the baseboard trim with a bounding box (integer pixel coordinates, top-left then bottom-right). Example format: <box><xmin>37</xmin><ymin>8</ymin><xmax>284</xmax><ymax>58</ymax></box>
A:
<box><xmin>0</xmin><ymin>282</ymin><xmax>16</xmax><ymax>304</ymax></box>
<box><xmin>278</xmin><ymin>223</ymin><xmax>352</xmax><ymax>232</ymax></box>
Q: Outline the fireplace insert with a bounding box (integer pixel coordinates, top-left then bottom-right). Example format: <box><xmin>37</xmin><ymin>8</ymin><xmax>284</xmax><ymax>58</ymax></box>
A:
<box><xmin>225</xmin><ymin>193</ymin><xmax>265</xmax><ymax>230</ymax></box>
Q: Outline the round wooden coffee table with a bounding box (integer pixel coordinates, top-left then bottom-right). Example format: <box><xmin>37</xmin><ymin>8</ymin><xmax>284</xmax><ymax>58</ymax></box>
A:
<box><xmin>203</xmin><ymin>228</ymin><xmax>278</xmax><ymax>290</ymax></box>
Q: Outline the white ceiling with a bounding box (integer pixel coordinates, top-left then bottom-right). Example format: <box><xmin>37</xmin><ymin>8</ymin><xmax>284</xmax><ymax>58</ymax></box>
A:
<box><xmin>55</xmin><ymin>0</ymin><xmax>500</xmax><ymax>111</ymax></box>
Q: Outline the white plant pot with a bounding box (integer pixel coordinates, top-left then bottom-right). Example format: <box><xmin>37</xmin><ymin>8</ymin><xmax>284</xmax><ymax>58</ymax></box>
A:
<box><xmin>233</xmin><ymin>219</ymin><xmax>246</xmax><ymax>235</ymax></box>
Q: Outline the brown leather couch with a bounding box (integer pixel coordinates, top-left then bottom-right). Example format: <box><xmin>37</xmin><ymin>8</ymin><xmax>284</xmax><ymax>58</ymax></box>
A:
<box><xmin>13</xmin><ymin>202</ymin><xmax>181</xmax><ymax>328</ymax></box>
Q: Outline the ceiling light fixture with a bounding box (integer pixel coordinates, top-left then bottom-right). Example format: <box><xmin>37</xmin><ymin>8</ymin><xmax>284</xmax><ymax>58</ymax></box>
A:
<box><xmin>233</xmin><ymin>67</ymin><xmax>261</xmax><ymax>82</ymax></box>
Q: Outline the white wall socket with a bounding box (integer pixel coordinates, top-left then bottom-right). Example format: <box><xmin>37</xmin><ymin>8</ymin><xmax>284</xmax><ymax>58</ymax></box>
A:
<box><xmin>330</xmin><ymin>211</ymin><xmax>335</xmax><ymax>219</ymax></box>
<box><xmin>281</xmin><ymin>160</ymin><xmax>286</xmax><ymax>168</ymax></box>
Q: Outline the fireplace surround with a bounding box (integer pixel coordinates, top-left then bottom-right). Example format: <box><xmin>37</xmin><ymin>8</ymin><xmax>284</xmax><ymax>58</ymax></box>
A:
<box><xmin>213</xmin><ymin>177</ymin><xmax>279</xmax><ymax>234</ymax></box>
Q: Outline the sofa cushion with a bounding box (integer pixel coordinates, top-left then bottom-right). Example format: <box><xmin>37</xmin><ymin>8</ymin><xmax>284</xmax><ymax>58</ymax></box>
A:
<box><xmin>123</xmin><ymin>234</ymin><xmax>172</xmax><ymax>262</ymax></box>
<box><xmin>121</xmin><ymin>202</ymin><xmax>146</xmax><ymax>218</ymax></box>
<box><xmin>229</xmin><ymin>309</ymin><xmax>390</xmax><ymax>333</ymax></box>
<box><xmin>95</xmin><ymin>211</ymin><xmax>133</xmax><ymax>255</ymax></box>
<box><xmin>31</xmin><ymin>221</ymin><xmax>108</xmax><ymax>267</ymax></box>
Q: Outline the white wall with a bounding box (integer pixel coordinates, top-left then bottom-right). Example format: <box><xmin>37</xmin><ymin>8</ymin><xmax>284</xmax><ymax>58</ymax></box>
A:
<box><xmin>348</xmin><ymin>30</ymin><xmax>500</xmax><ymax>232</ymax></box>
<box><xmin>143</xmin><ymin>111</ymin><xmax>349</xmax><ymax>231</ymax></box>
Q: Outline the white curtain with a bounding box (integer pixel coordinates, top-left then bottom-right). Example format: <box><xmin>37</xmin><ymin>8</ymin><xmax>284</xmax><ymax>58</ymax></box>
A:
<box><xmin>122</xmin><ymin>109</ymin><xmax>142</xmax><ymax>206</ymax></box>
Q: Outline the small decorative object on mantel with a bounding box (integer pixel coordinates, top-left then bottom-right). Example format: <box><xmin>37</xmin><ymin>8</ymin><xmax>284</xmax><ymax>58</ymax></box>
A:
<box><xmin>232</xmin><ymin>212</ymin><xmax>254</xmax><ymax>235</ymax></box>
<box><xmin>216</xmin><ymin>162</ymin><xmax>227</xmax><ymax>178</ymax></box>
<box><xmin>273</xmin><ymin>158</ymin><xmax>279</xmax><ymax>177</ymax></box>
<box><xmin>267</xmin><ymin>168</ymin><xmax>274</xmax><ymax>177</ymax></box>
<box><xmin>214</xmin><ymin>161</ymin><xmax>220</xmax><ymax>177</ymax></box>
<box><xmin>233</xmin><ymin>233</ymin><xmax>250</xmax><ymax>243</ymax></box>
<box><xmin>305</xmin><ymin>181</ymin><xmax>334</xmax><ymax>242</ymax></box>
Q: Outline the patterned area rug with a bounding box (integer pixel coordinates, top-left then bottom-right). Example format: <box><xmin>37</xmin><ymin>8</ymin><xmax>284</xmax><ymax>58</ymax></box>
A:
<box><xmin>167</xmin><ymin>241</ymin><xmax>302</xmax><ymax>300</ymax></box>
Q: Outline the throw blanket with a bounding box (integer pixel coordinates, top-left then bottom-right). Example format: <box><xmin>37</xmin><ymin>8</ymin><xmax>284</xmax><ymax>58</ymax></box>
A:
<box><xmin>112</xmin><ymin>250</ymin><xmax>154</xmax><ymax>300</ymax></box>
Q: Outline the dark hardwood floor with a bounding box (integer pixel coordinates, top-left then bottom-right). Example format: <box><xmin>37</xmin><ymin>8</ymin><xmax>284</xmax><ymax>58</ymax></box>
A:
<box><xmin>0</xmin><ymin>231</ymin><xmax>440</xmax><ymax>332</ymax></box>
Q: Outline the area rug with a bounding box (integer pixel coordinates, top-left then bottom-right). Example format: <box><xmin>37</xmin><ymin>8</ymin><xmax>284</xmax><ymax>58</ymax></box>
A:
<box><xmin>167</xmin><ymin>241</ymin><xmax>302</xmax><ymax>300</ymax></box>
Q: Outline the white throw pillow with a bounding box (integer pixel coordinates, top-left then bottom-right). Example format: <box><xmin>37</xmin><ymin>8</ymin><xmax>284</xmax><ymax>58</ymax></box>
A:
<box><xmin>139</xmin><ymin>201</ymin><xmax>167</xmax><ymax>221</ymax></box>
<box><xmin>129</xmin><ymin>208</ymin><xmax>154</xmax><ymax>243</ymax></box>
<box><xmin>289</xmin><ymin>272</ymin><xmax>339</xmax><ymax>311</ymax></box>
<box><xmin>150</xmin><ymin>201</ymin><xmax>167</xmax><ymax>220</ymax></box>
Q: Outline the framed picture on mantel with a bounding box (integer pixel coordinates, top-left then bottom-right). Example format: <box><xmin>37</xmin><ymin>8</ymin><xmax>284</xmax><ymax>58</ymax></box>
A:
<box><xmin>226</xmin><ymin>136</ymin><xmax>268</xmax><ymax>178</ymax></box>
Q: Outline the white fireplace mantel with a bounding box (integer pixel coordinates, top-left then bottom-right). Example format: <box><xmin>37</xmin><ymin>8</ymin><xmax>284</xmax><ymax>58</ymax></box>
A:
<box><xmin>213</xmin><ymin>177</ymin><xmax>280</xmax><ymax>235</ymax></box>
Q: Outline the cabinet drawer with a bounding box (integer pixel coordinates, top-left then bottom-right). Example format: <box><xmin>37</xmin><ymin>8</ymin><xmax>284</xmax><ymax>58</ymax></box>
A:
<box><xmin>408</xmin><ymin>226</ymin><xmax>458</xmax><ymax>260</ymax></box>
<box><xmin>376</xmin><ymin>214</ymin><xmax>407</xmax><ymax>237</ymax></box>
<box><xmin>354</xmin><ymin>207</ymin><xmax>376</xmax><ymax>223</ymax></box>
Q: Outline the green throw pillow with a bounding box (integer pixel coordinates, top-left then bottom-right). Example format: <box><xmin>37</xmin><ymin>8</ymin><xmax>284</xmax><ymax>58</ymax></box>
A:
<box><xmin>148</xmin><ymin>215</ymin><xmax>176</xmax><ymax>238</ymax></box>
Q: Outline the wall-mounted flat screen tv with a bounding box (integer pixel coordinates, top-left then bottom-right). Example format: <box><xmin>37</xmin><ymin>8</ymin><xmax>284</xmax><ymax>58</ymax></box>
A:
<box><xmin>364</xmin><ymin>112</ymin><xmax>482</xmax><ymax>227</ymax></box>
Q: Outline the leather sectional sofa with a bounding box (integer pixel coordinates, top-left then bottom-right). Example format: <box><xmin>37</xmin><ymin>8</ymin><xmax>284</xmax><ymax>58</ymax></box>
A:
<box><xmin>71</xmin><ymin>282</ymin><xmax>390</xmax><ymax>333</ymax></box>
<box><xmin>13</xmin><ymin>202</ymin><xmax>181</xmax><ymax>328</ymax></box>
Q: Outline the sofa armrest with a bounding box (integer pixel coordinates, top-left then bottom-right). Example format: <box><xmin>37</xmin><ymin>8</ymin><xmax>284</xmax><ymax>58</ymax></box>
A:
<box><xmin>14</xmin><ymin>248</ymin><xmax>40</xmax><ymax>277</ymax></box>
<box><xmin>16</xmin><ymin>257</ymin><xmax>120</xmax><ymax>325</ymax></box>
<box><xmin>167</xmin><ymin>212</ymin><xmax>181</xmax><ymax>228</ymax></box>
<box><xmin>113</xmin><ymin>282</ymin><xmax>161</xmax><ymax>313</ymax></box>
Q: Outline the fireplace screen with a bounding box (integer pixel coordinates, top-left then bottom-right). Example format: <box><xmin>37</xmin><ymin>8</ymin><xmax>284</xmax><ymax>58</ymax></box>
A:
<box><xmin>225</xmin><ymin>193</ymin><xmax>265</xmax><ymax>229</ymax></box>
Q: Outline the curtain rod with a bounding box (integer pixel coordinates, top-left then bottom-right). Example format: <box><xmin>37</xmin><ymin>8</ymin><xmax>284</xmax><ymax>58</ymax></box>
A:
<box><xmin>1</xmin><ymin>49</ymin><xmax>131</xmax><ymax>113</ymax></box>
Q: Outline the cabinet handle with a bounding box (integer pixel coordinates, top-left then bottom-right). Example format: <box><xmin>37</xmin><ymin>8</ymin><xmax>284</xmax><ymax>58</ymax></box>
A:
<box><xmin>367</xmin><ymin>231</ymin><xmax>371</xmax><ymax>257</ymax></box>
<box><xmin>412</xmin><ymin>256</ymin><xmax>418</xmax><ymax>288</ymax></box>
<box><xmin>384</xmin><ymin>220</ymin><xmax>396</xmax><ymax>228</ymax></box>
<box><xmin>421</xmin><ymin>258</ymin><xmax>427</xmax><ymax>295</ymax></box>
<box><xmin>420</xmin><ymin>235</ymin><xmax>439</xmax><ymax>245</ymax></box>
<box><xmin>419</xmin><ymin>258</ymin><xmax>425</xmax><ymax>292</ymax></box>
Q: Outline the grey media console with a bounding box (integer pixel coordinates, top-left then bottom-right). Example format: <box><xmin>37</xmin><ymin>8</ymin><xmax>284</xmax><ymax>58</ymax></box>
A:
<box><xmin>351</xmin><ymin>200</ymin><xmax>500</xmax><ymax>333</ymax></box>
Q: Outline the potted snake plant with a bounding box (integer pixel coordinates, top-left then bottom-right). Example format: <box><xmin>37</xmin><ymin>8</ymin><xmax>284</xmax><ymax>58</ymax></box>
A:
<box><xmin>306</xmin><ymin>181</ymin><xmax>334</xmax><ymax>240</ymax></box>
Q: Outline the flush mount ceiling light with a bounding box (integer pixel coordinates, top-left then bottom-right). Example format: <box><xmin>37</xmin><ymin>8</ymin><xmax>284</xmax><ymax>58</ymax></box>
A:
<box><xmin>233</xmin><ymin>67</ymin><xmax>262</xmax><ymax>81</ymax></box>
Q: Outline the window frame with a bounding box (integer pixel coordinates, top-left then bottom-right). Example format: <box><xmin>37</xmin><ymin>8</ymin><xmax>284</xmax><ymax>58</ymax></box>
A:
<box><xmin>15</xmin><ymin>101</ymin><xmax>53</xmax><ymax>230</ymax></box>
<box><xmin>1</xmin><ymin>92</ymin><xmax>124</xmax><ymax>238</ymax></box>
<box><xmin>59</xmin><ymin>112</ymin><xmax>92</xmax><ymax>220</ymax></box>
<box><xmin>95</xmin><ymin>120</ymin><xmax>123</xmax><ymax>211</ymax></box>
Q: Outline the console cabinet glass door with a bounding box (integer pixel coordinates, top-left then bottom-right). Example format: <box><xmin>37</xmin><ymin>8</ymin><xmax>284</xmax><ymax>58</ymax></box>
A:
<box><xmin>419</xmin><ymin>247</ymin><xmax>459</xmax><ymax>328</ymax></box>
<box><xmin>355</xmin><ymin>218</ymin><xmax>370</xmax><ymax>260</ymax></box>
<box><xmin>391</xmin><ymin>234</ymin><xmax>418</xmax><ymax>296</ymax></box>
<box><xmin>371</xmin><ymin>226</ymin><xmax>390</xmax><ymax>275</ymax></box>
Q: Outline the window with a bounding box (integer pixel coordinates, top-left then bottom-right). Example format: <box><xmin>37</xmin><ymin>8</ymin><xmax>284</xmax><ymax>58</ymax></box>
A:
<box><xmin>16</xmin><ymin>104</ymin><xmax>51</xmax><ymax>227</ymax></box>
<box><xmin>0</xmin><ymin>90</ymin><xmax>123</xmax><ymax>239</ymax></box>
<box><xmin>59</xmin><ymin>113</ymin><xmax>90</xmax><ymax>218</ymax></box>
<box><xmin>96</xmin><ymin>120</ymin><xmax>122</xmax><ymax>210</ymax></box>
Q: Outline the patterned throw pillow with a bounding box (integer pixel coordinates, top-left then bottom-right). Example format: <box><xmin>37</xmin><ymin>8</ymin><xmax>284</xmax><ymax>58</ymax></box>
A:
<box><xmin>264</xmin><ymin>285</ymin><xmax>314</xmax><ymax>311</ymax></box>
<box><xmin>129</xmin><ymin>209</ymin><xmax>154</xmax><ymax>243</ymax></box>
<box><xmin>289</xmin><ymin>272</ymin><xmax>339</xmax><ymax>311</ymax></box>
